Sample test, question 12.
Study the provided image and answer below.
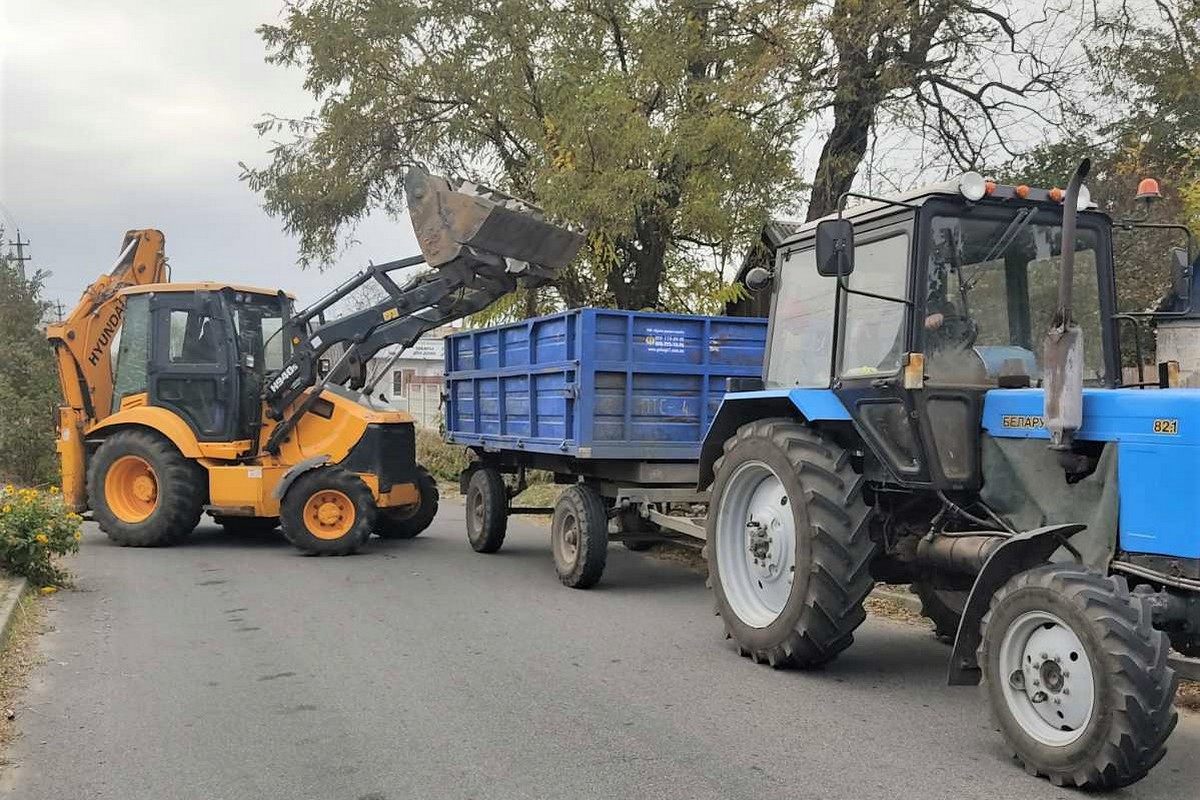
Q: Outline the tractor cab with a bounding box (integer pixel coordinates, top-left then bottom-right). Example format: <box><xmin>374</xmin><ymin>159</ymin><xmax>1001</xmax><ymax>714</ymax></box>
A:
<box><xmin>754</xmin><ymin>175</ymin><xmax>1118</xmax><ymax>490</ymax></box>
<box><xmin>111</xmin><ymin>283</ymin><xmax>294</xmax><ymax>449</ymax></box>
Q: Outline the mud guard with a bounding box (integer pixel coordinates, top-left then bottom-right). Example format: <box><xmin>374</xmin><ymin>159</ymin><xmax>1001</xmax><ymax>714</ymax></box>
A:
<box><xmin>271</xmin><ymin>454</ymin><xmax>330</xmax><ymax>501</ymax></box>
<box><xmin>947</xmin><ymin>523</ymin><xmax>1087</xmax><ymax>685</ymax></box>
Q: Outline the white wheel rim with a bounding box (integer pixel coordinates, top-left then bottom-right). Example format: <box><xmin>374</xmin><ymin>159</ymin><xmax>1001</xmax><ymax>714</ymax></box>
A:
<box><xmin>715</xmin><ymin>461</ymin><xmax>796</xmax><ymax>628</ymax></box>
<box><xmin>997</xmin><ymin>610</ymin><xmax>1096</xmax><ymax>746</ymax></box>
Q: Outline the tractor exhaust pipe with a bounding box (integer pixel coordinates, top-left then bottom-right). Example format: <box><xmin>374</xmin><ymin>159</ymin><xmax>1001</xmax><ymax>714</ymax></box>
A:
<box><xmin>1043</xmin><ymin>159</ymin><xmax>1091</xmax><ymax>451</ymax></box>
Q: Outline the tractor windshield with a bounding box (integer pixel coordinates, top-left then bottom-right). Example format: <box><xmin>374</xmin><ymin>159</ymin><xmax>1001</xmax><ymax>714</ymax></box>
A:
<box><xmin>924</xmin><ymin>210</ymin><xmax>1106</xmax><ymax>385</ymax></box>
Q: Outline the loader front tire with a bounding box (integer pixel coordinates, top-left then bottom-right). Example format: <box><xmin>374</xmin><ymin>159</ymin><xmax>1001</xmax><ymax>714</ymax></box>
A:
<box><xmin>979</xmin><ymin>564</ymin><xmax>1178</xmax><ymax>789</ymax></box>
<box><xmin>707</xmin><ymin>419</ymin><xmax>877</xmax><ymax>668</ymax></box>
<box><xmin>280</xmin><ymin>467</ymin><xmax>375</xmax><ymax>556</ymax></box>
<box><xmin>88</xmin><ymin>429</ymin><xmax>205</xmax><ymax>547</ymax></box>
<box><xmin>375</xmin><ymin>466</ymin><xmax>439</xmax><ymax>539</ymax></box>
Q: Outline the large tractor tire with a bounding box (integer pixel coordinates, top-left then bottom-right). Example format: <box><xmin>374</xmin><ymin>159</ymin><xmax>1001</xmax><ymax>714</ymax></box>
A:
<box><xmin>465</xmin><ymin>467</ymin><xmax>508</xmax><ymax>554</ymax></box>
<box><xmin>979</xmin><ymin>564</ymin><xmax>1178</xmax><ymax>789</ymax></box>
<box><xmin>912</xmin><ymin>581</ymin><xmax>968</xmax><ymax>643</ymax></box>
<box><xmin>707</xmin><ymin>419</ymin><xmax>877</xmax><ymax>668</ymax></box>
<box><xmin>280</xmin><ymin>467</ymin><xmax>375</xmax><ymax>556</ymax></box>
<box><xmin>375</xmin><ymin>466</ymin><xmax>439</xmax><ymax>540</ymax></box>
<box><xmin>551</xmin><ymin>484</ymin><xmax>608</xmax><ymax>589</ymax></box>
<box><xmin>88</xmin><ymin>429</ymin><xmax>205</xmax><ymax>547</ymax></box>
<box><xmin>213</xmin><ymin>516</ymin><xmax>280</xmax><ymax>536</ymax></box>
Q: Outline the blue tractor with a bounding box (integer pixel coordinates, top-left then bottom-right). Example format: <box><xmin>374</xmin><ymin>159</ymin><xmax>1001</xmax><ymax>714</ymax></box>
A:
<box><xmin>700</xmin><ymin>161</ymin><xmax>1198</xmax><ymax>789</ymax></box>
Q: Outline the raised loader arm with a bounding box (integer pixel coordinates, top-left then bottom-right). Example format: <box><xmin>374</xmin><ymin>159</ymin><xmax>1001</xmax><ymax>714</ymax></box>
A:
<box><xmin>45</xmin><ymin>229</ymin><xmax>168</xmax><ymax>509</ymax></box>
<box><xmin>262</xmin><ymin>167</ymin><xmax>583</xmax><ymax>454</ymax></box>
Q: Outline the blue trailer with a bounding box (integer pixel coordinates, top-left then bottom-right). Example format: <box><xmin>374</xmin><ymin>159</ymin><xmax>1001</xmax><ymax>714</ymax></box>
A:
<box><xmin>443</xmin><ymin>307</ymin><xmax>767</xmax><ymax>587</ymax></box>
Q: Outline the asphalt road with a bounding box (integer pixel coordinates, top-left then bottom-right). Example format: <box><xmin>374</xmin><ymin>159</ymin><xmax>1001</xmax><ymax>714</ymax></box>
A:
<box><xmin>2</xmin><ymin>501</ymin><xmax>1198</xmax><ymax>800</ymax></box>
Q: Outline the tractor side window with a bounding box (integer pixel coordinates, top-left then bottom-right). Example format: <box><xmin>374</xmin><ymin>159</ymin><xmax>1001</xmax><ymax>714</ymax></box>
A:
<box><xmin>169</xmin><ymin>310</ymin><xmax>221</xmax><ymax>364</ymax></box>
<box><xmin>111</xmin><ymin>294</ymin><xmax>150</xmax><ymax>405</ymax></box>
<box><xmin>841</xmin><ymin>234</ymin><xmax>910</xmax><ymax>376</ymax></box>
<box><xmin>766</xmin><ymin>249</ymin><xmax>835</xmax><ymax>387</ymax></box>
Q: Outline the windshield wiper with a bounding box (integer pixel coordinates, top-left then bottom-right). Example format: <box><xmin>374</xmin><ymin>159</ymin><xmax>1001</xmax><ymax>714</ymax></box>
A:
<box><xmin>963</xmin><ymin>208</ymin><xmax>1037</xmax><ymax>291</ymax></box>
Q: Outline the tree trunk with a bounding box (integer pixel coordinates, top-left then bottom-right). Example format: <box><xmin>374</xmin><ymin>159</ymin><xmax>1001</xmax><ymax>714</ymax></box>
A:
<box><xmin>806</xmin><ymin>97</ymin><xmax>877</xmax><ymax>221</ymax></box>
<box><xmin>608</xmin><ymin>203</ymin><xmax>670</xmax><ymax>309</ymax></box>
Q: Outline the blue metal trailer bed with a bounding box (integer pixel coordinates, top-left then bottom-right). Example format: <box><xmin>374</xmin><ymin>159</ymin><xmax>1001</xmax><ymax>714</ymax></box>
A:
<box><xmin>443</xmin><ymin>308</ymin><xmax>767</xmax><ymax>586</ymax></box>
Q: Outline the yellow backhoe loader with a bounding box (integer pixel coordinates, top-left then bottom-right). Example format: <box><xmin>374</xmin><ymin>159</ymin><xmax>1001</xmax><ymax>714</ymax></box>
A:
<box><xmin>46</xmin><ymin>168</ymin><xmax>582</xmax><ymax>555</ymax></box>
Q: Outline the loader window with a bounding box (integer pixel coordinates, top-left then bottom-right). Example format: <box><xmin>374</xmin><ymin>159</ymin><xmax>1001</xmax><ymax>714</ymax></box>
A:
<box><xmin>111</xmin><ymin>294</ymin><xmax>150</xmax><ymax>405</ymax></box>
<box><xmin>169</xmin><ymin>310</ymin><xmax>221</xmax><ymax>364</ymax></box>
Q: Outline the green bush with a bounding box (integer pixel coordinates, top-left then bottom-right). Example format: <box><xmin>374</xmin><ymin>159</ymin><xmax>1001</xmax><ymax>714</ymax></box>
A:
<box><xmin>0</xmin><ymin>484</ymin><xmax>81</xmax><ymax>588</ymax></box>
<box><xmin>0</xmin><ymin>252</ymin><xmax>59</xmax><ymax>485</ymax></box>
<box><xmin>415</xmin><ymin>426</ymin><xmax>473</xmax><ymax>483</ymax></box>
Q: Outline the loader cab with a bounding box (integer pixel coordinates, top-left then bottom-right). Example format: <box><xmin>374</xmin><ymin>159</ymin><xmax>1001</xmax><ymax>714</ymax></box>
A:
<box><xmin>111</xmin><ymin>283</ymin><xmax>293</xmax><ymax>447</ymax></box>
<box><xmin>761</xmin><ymin>177</ymin><xmax>1119</xmax><ymax>489</ymax></box>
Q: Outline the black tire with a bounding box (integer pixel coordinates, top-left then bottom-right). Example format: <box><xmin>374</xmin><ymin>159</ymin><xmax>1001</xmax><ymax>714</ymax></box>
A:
<box><xmin>465</xmin><ymin>468</ymin><xmax>508</xmax><ymax>554</ymax></box>
<box><xmin>707</xmin><ymin>419</ymin><xmax>877</xmax><ymax>668</ymax></box>
<box><xmin>551</xmin><ymin>484</ymin><xmax>608</xmax><ymax>589</ymax></box>
<box><xmin>88</xmin><ymin>428</ymin><xmax>205</xmax><ymax>547</ymax></box>
<box><xmin>979</xmin><ymin>564</ymin><xmax>1178</xmax><ymax>789</ymax></box>
<box><xmin>213</xmin><ymin>516</ymin><xmax>280</xmax><ymax>536</ymax></box>
<box><xmin>375</xmin><ymin>466</ymin><xmax>439</xmax><ymax>539</ymax></box>
<box><xmin>280</xmin><ymin>467</ymin><xmax>375</xmax><ymax>556</ymax></box>
<box><xmin>912</xmin><ymin>581</ymin><xmax>967</xmax><ymax>642</ymax></box>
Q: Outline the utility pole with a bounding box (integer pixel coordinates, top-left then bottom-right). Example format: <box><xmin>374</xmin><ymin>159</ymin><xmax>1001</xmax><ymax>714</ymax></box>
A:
<box><xmin>7</xmin><ymin>229</ymin><xmax>31</xmax><ymax>280</ymax></box>
<box><xmin>55</xmin><ymin>300</ymin><xmax>66</xmax><ymax>323</ymax></box>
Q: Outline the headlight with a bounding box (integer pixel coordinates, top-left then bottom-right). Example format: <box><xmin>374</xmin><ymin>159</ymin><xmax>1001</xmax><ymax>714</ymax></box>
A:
<box><xmin>959</xmin><ymin>172</ymin><xmax>987</xmax><ymax>202</ymax></box>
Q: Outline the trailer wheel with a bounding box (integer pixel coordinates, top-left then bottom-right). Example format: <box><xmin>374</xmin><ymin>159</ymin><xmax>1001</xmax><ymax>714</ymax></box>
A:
<box><xmin>912</xmin><ymin>581</ymin><xmax>967</xmax><ymax>642</ymax></box>
<box><xmin>280</xmin><ymin>467</ymin><xmax>375</xmax><ymax>556</ymax></box>
<box><xmin>552</xmin><ymin>484</ymin><xmax>608</xmax><ymax>589</ymax></box>
<box><xmin>707</xmin><ymin>419</ymin><xmax>877</xmax><ymax>668</ymax></box>
<box><xmin>376</xmin><ymin>466</ymin><xmax>439</xmax><ymax>539</ymax></box>
<box><xmin>213</xmin><ymin>516</ymin><xmax>280</xmax><ymax>536</ymax></box>
<box><xmin>979</xmin><ymin>564</ymin><xmax>1178</xmax><ymax>789</ymax></box>
<box><xmin>465</xmin><ymin>468</ymin><xmax>508</xmax><ymax>553</ymax></box>
<box><xmin>88</xmin><ymin>429</ymin><xmax>205</xmax><ymax>547</ymax></box>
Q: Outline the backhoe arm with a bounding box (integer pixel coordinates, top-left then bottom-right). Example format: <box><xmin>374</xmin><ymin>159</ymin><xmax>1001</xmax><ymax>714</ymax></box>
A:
<box><xmin>46</xmin><ymin>229</ymin><xmax>167</xmax><ymax>508</ymax></box>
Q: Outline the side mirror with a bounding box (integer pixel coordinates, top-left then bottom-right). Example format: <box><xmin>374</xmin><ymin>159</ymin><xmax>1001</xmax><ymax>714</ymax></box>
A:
<box><xmin>744</xmin><ymin>267</ymin><xmax>773</xmax><ymax>292</ymax></box>
<box><xmin>1171</xmin><ymin>246</ymin><xmax>1191</xmax><ymax>300</ymax></box>
<box><xmin>816</xmin><ymin>219</ymin><xmax>855</xmax><ymax>277</ymax></box>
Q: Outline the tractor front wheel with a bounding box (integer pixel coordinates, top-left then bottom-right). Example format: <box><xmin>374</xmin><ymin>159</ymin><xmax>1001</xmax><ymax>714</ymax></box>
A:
<box><xmin>88</xmin><ymin>429</ymin><xmax>205</xmax><ymax>547</ymax></box>
<box><xmin>280</xmin><ymin>467</ymin><xmax>375</xmax><ymax>556</ymax></box>
<box><xmin>707</xmin><ymin>419</ymin><xmax>877</xmax><ymax>668</ymax></box>
<box><xmin>979</xmin><ymin>564</ymin><xmax>1178</xmax><ymax>789</ymax></box>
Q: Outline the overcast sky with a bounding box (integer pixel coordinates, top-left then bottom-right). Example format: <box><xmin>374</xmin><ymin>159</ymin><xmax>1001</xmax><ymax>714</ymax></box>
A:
<box><xmin>0</xmin><ymin>0</ymin><xmax>419</xmax><ymax>311</ymax></box>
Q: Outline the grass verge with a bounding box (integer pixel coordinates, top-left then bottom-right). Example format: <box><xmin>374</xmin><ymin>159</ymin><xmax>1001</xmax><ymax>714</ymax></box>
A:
<box><xmin>0</xmin><ymin>593</ymin><xmax>44</xmax><ymax>769</ymax></box>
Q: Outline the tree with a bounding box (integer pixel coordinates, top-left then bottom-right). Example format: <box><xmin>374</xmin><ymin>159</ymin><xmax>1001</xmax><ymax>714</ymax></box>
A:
<box><xmin>0</xmin><ymin>238</ymin><xmax>59</xmax><ymax>485</ymax></box>
<box><xmin>244</xmin><ymin>0</ymin><xmax>820</xmax><ymax>312</ymax></box>
<box><xmin>804</xmin><ymin>0</ymin><xmax>1087</xmax><ymax>220</ymax></box>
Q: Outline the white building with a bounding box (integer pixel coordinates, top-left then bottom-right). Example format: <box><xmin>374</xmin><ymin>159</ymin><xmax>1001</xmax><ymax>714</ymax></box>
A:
<box><xmin>366</xmin><ymin>326</ymin><xmax>452</xmax><ymax>429</ymax></box>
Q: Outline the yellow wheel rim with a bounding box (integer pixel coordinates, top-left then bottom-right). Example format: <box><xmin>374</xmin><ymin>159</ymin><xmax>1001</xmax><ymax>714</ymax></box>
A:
<box><xmin>303</xmin><ymin>489</ymin><xmax>356</xmax><ymax>540</ymax></box>
<box><xmin>105</xmin><ymin>455</ymin><xmax>159</xmax><ymax>523</ymax></box>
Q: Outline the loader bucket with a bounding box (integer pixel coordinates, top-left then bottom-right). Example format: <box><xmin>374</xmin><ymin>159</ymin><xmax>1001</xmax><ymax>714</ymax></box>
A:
<box><xmin>404</xmin><ymin>166</ymin><xmax>584</xmax><ymax>273</ymax></box>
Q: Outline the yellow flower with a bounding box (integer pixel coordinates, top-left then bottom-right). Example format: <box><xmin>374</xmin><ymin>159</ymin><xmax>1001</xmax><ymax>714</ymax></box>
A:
<box><xmin>38</xmin><ymin>586</ymin><xmax>57</xmax><ymax>595</ymax></box>
<box><xmin>73</xmin><ymin>530</ymin><xmax>82</xmax><ymax>540</ymax></box>
<box><xmin>49</xmin><ymin>485</ymin><xmax>59</xmax><ymax>493</ymax></box>
<box><xmin>35</xmin><ymin>533</ymin><xmax>48</xmax><ymax>543</ymax></box>
<box><xmin>3</xmin><ymin>484</ymin><xmax>12</xmax><ymax>494</ymax></box>
<box><xmin>1</xmin><ymin>505</ymin><xmax>9</xmax><ymax>513</ymax></box>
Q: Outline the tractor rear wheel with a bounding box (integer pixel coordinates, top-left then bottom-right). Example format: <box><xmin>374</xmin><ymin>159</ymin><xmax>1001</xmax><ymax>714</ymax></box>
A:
<box><xmin>280</xmin><ymin>467</ymin><xmax>375</xmax><ymax>556</ymax></box>
<box><xmin>375</xmin><ymin>466</ymin><xmax>439</xmax><ymax>539</ymax></box>
<box><xmin>912</xmin><ymin>581</ymin><xmax>967</xmax><ymax>642</ymax></box>
<box><xmin>551</xmin><ymin>484</ymin><xmax>608</xmax><ymax>589</ymax></box>
<box><xmin>465</xmin><ymin>467</ymin><xmax>508</xmax><ymax>553</ymax></box>
<box><xmin>979</xmin><ymin>564</ymin><xmax>1178</xmax><ymax>789</ymax></box>
<box><xmin>88</xmin><ymin>429</ymin><xmax>205</xmax><ymax>547</ymax></box>
<box><xmin>707</xmin><ymin>419</ymin><xmax>877</xmax><ymax>668</ymax></box>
